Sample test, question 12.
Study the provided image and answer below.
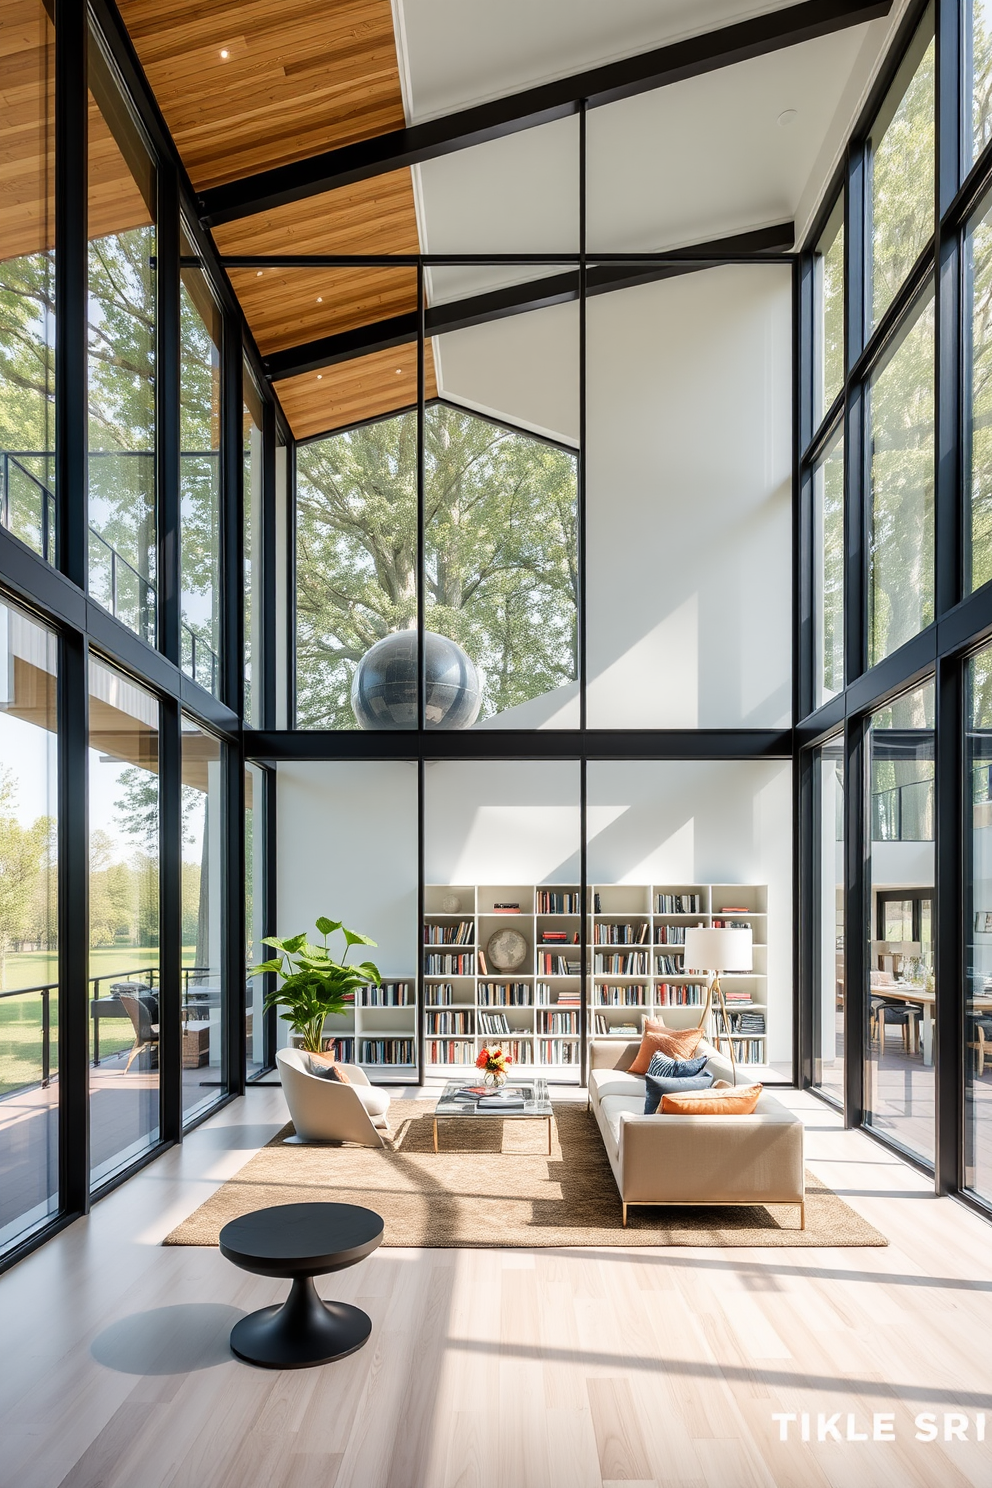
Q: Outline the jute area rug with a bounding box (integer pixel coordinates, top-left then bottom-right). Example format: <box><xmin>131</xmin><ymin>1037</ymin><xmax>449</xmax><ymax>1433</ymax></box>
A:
<box><xmin>165</xmin><ymin>1101</ymin><xmax>886</xmax><ymax>1249</ymax></box>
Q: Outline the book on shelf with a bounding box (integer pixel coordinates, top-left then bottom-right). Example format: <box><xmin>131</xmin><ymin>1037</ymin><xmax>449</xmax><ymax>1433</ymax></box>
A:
<box><xmin>478</xmin><ymin>1011</ymin><xmax>512</xmax><ymax>1035</ymax></box>
<box><xmin>325</xmin><ymin>1037</ymin><xmax>355</xmax><ymax>1062</ymax></box>
<box><xmin>428</xmin><ymin>1039</ymin><xmax>476</xmax><ymax>1063</ymax></box>
<box><xmin>539</xmin><ymin>931</ymin><xmax>569</xmax><ymax>944</ymax></box>
<box><xmin>715</xmin><ymin>1036</ymin><xmax>765</xmax><ymax>1063</ymax></box>
<box><xmin>361</xmin><ymin>981</ymin><xmax>412</xmax><ymax>1006</ymax></box>
<box><xmin>555</xmin><ymin>989</ymin><xmax>581</xmax><ymax>1007</ymax></box>
<box><xmin>657</xmin><ymin>982</ymin><xmax>705</xmax><ymax>1006</ymax></box>
<box><xmin>594</xmin><ymin>951</ymin><xmax>650</xmax><ymax>974</ymax></box>
<box><xmin>492</xmin><ymin>903</ymin><xmax>519</xmax><ymax>914</ymax></box>
<box><xmin>656</xmin><ymin>893</ymin><xmax>703</xmax><ymax>914</ymax></box>
<box><xmin>424</xmin><ymin>951</ymin><xmax>476</xmax><ymax>975</ymax></box>
<box><xmin>538</xmin><ymin>952</ymin><xmax>581</xmax><ymax>975</ymax></box>
<box><xmin>593</xmin><ymin>922</ymin><xmax>649</xmax><ymax>945</ymax></box>
<box><xmin>595</xmin><ymin>983</ymin><xmax>647</xmax><ymax>1006</ymax></box>
<box><xmin>539</xmin><ymin>1010</ymin><xmax>579</xmax><ymax>1034</ymax></box>
<box><xmin>477</xmin><ymin>950</ymin><xmax>489</xmax><ymax>975</ymax></box>
<box><xmin>654</xmin><ymin>925</ymin><xmax>687</xmax><ymax>945</ymax></box>
<box><xmin>427</xmin><ymin>1010</ymin><xmax>473</xmax><ymax>1035</ymax></box>
<box><xmin>713</xmin><ymin>918</ymin><xmax>752</xmax><ymax>930</ymax></box>
<box><xmin>539</xmin><ymin>1038</ymin><xmax>579</xmax><ymax>1064</ymax></box>
<box><xmin>425</xmin><ymin>983</ymin><xmax>453</xmax><ymax>1006</ymax></box>
<box><xmin>359</xmin><ymin>1038</ymin><xmax>414</xmax><ymax>1065</ymax></box>
<box><xmin>655</xmin><ymin>954</ymin><xmax>684</xmax><ymax>974</ymax></box>
<box><xmin>611</xmin><ymin>1023</ymin><xmax>639</xmax><ymax>1035</ymax></box>
<box><xmin>478</xmin><ymin>982</ymin><xmax>532</xmax><ymax>1006</ymax></box>
<box><xmin>719</xmin><ymin>906</ymin><xmax>750</xmax><ymax>913</ymax></box>
<box><xmin>538</xmin><ymin>890</ymin><xmax>582</xmax><ymax>913</ymax></box>
<box><xmin>424</xmin><ymin>921</ymin><xmax>474</xmax><ymax>945</ymax></box>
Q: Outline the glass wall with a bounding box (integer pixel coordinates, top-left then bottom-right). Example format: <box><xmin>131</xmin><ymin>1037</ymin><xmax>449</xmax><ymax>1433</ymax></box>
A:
<box><xmin>966</xmin><ymin>643</ymin><xmax>992</xmax><ymax>1204</ymax></box>
<box><xmin>0</xmin><ymin>0</ymin><xmax>56</xmax><ymax>564</ymax></box>
<box><xmin>814</xmin><ymin>428</ymin><xmax>844</xmax><ymax>706</ymax></box>
<box><xmin>243</xmin><ymin>365</ymin><xmax>264</xmax><ymax>726</ymax></box>
<box><xmin>812</xmin><ymin>737</ymin><xmax>844</xmax><ymax>1103</ymax></box>
<box><xmin>969</xmin><ymin>1</ymin><xmax>992</xmax><ymax>173</ymax></box>
<box><xmin>87</xmin><ymin>50</ymin><xmax>157</xmax><ymax>644</ymax></box>
<box><xmin>865</xmin><ymin>679</ymin><xmax>935</xmax><ymax>1164</ymax></box>
<box><xmin>868</xmin><ymin>10</ymin><xmax>934</xmax><ymax>330</ymax></box>
<box><xmin>813</xmin><ymin>196</ymin><xmax>844</xmax><ymax>427</ymax></box>
<box><xmin>180</xmin><ymin>228</ymin><xmax>222</xmax><ymax>695</ymax></box>
<box><xmin>966</xmin><ymin>184</ymin><xmax>992</xmax><ymax>593</ymax></box>
<box><xmin>868</xmin><ymin>285</ymin><xmax>935</xmax><ymax>666</ymax></box>
<box><xmin>180</xmin><ymin>717</ymin><xmax>225</xmax><ymax>1124</ymax></box>
<box><xmin>88</xmin><ymin>657</ymin><xmax>160</xmax><ymax>1186</ymax></box>
<box><xmin>245</xmin><ymin>762</ymin><xmax>266</xmax><ymax>1077</ymax></box>
<box><xmin>0</xmin><ymin>598</ymin><xmax>58</xmax><ymax>1250</ymax></box>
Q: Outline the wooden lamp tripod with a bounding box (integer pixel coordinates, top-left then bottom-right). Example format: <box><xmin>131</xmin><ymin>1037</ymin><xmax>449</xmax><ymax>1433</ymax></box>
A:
<box><xmin>683</xmin><ymin>926</ymin><xmax>754</xmax><ymax>1087</ymax></box>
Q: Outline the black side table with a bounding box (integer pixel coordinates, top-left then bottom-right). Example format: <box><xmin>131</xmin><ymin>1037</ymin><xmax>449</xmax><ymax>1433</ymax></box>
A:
<box><xmin>219</xmin><ymin>1201</ymin><xmax>384</xmax><ymax>1368</ymax></box>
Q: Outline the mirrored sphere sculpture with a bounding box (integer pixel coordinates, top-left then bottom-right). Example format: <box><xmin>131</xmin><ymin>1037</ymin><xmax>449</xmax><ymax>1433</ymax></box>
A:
<box><xmin>351</xmin><ymin>630</ymin><xmax>482</xmax><ymax>730</ymax></box>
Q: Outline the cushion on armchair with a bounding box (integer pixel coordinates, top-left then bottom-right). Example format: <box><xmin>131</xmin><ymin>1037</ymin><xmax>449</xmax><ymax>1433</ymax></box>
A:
<box><xmin>307</xmin><ymin>1053</ymin><xmax>351</xmax><ymax>1082</ymax></box>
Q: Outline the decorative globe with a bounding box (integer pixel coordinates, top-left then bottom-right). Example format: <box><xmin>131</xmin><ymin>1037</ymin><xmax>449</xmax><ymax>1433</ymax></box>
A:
<box><xmin>351</xmin><ymin>630</ymin><xmax>482</xmax><ymax>730</ymax></box>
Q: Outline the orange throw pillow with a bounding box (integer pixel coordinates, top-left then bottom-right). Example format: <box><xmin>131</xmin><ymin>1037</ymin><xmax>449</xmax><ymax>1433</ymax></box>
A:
<box><xmin>629</xmin><ymin>1020</ymin><xmax>704</xmax><ymax>1076</ymax></box>
<box><xmin>661</xmin><ymin>1083</ymin><xmax>763</xmax><ymax>1115</ymax></box>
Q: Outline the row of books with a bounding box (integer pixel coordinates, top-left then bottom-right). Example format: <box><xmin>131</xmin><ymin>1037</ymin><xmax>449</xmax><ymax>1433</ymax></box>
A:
<box><xmin>427</xmin><ymin>1040</ymin><xmax>476</xmax><ymax>1063</ymax></box>
<box><xmin>478</xmin><ymin>1011</ymin><xmax>512</xmax><ymax>1035</ymax></box>
<box><xmin>723</xmin><ymin>988</ymin><xmax>756</xmax><ymax>1004</ymax></box>
<box><xmin>657</xmin><ymin>983</ymin><xmax>706</xmax><ymax>1006</ymax></box>
<box><xmin>654</xmin><ymin>925</ymin><xmax>687</xmax><ymax>945</ymax></box>
<box><xmin>595</xmin><ymin>952</ymin><xmax>651</xmax><ymax>974</ymax></box>
<box><xmin>537</xmin><ymin>890</ymin><xmax>582</xmax><ymax>913</ymax></box>
<box><xmin>595</xmin><ymin>984</ymin><xmax>647</xmax><ymax>1006</ymax></box>
<box><xmin>657</xmin><ymin>893</ymin><xmax>704</xmax><ymax>913</ymax></box>
<box><xmin>539</xmin><ymin>1039</ymin><xmax>580</xmax><ymax>1064</ymax></box>
<box><xmin>425</xmin><ymin>984</ymin><xmax>454</xmax><ymax>1006</ymax></box>
<box><xmin>715</xmin><ymin>1037</ymin><xmax>765</xmax><ymax>1062</ymax></box>
<box><xmin>593</xmin><ymin>922</ymin><xmax>650</xmax><ymax>945</ymax></box>
<box><xmin>556</xmin><ymin>989</ymin><xmax>581</xmax><ymax>1007</ymax></box>
<box><xmin>478</xmin><ymin>982</ymin><xmax>531</xmax><ymax>1006</ymax></box>
<box><xmin>424</xmin><ymin>952</ymin><xmax>475</xmax><ymax>975</ymax></box>
<box><xmin>656</xmin><ymin>955</ymin><xmax>684</xmax><ymax>975</ymax></box>
<box><xmin>728</xmin><ymin>1011</ymin><xmax>765</xmax><ymax>1033</ymax></box>
<box><xmin>360</xmin><ymin>983</ymin><xmax>412</xmax><ymax>1006</ymax></box>
<box><xmin>423</xmin><ymin>921</ymin><xmax>474</xmax><ymax>945</ymax></box>
<box><xmin>539</xmin><ymin>930</ymin><xmax>579</xmax><ymax>945</ymax></box>
<box><xmin>540</xmin><ymin>1011</ymin><xmax>579</xmax><ymax>1034</ymax></box>
<box><xmin>359</xmin><ymin>1038</ymin><xmax>414</xmax><ymax>1065</ymax></box>
<box><xmin>712</xmin><ymin>918</ymin><xmax>754</xmax><ymax>930</ymax></box>
<box><xmin>538</xmin><ymin>953</ymin><xmax>581</xmax><ymax>975</ymax></box>
<box><xmin>427</xmin><ymin>1011</ymin><xmax>473</xmax><ymax>1035</ymax></box>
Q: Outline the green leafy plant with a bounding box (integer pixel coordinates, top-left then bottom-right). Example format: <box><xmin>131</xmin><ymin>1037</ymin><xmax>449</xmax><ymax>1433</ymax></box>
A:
<box><xmin>250</xmin><ymin>917</ymin><xmax>381</xmax><ymax>1054</ymax></box>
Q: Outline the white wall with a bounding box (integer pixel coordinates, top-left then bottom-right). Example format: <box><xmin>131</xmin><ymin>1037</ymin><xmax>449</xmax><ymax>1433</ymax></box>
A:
<box><xmin>276</xmin><ymin>762</ymin><xmax>419</xmax><ymax>1044</ymax></box>
<box><xmin>425</xmin><ymin>759</ymin><xmax>581</xmax><ymax>885</ymax></box>
<box><xmin>587</xmin><ymin>759</ymin><xmax>793</xmax><ymax>1064</ymax></box>
<box><xmin>586</xmin><ymin>264</ymin><xmax>792</xmax><ymax>729</ymax></box>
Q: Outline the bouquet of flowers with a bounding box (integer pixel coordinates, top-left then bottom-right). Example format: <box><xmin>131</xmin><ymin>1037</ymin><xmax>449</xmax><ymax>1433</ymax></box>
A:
<box><xmin>475</xmin><ymin>1044</ymin><xmax>512</xmax><ymax>1086</ymax></box>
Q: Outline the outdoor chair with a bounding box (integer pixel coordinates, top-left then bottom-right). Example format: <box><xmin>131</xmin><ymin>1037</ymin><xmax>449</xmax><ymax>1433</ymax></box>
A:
<box><xmin>119</xmin><ymin>992</ymin><xmax>159</xmax><ymax>1072</ymax></box>
<box><xmin>967</xmin><ymin>1015</ymin><xmax>992</xmax><ymax>1077</ymax></box>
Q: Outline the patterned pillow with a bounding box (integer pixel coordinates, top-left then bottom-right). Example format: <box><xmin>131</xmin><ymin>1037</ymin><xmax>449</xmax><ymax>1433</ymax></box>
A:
<box><xmin>646</xmin><ymin>1051</ymin><xmax>710</xmax><ymax>1080</ymax></box>
<box><xmin>643</xmin><ymin>1071</ymin><xmax>714</xmax><ymax>1114</ymax></box>
<box><xmin>307</xmin><ymin>1054</ymin><xmax>350</xmax><ymax>1083</ymax></box>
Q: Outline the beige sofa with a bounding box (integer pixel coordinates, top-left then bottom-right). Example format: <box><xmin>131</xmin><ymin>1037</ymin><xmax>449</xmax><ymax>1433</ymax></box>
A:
<box><xmin>588</xmin><ymin>1039</ymin><xmax>805</xmax><ymax>1228</ymax></box>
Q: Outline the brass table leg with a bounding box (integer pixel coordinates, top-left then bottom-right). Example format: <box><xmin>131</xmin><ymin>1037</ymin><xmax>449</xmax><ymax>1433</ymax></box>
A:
<box><xmin>433</xmin><ymin>1118</ymin><xmax>438</xmax><ymax>1153</ymax></box>
<box><xmin>547</xmin><ymin>1117</ymin><xmax>552</xmax><ymax>1155</ymax></box>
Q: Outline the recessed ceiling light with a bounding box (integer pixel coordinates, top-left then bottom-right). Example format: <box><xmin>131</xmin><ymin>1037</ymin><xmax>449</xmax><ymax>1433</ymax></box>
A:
<box><xmin>317</xmin><ymin>374</ymin><xmax>323</xmax><ymax>380</ymax></box>
<box><xmin>316</xmin><ymin>296</ymin><xmax>323</xmax><ymax>303</ymax></box>
<box><xmin>395</xmin><ymin>368</ymin><xmax>402</xmax><ymax>374</ymax></box>
<box><xmin>777</xmin><ymin>109</ymin><xmax>798</xmax><ymax>127</ymax></box>
<box><xmin>256</xmin><ymin>270</ymin><xmax>263</xmax><ymax>277</ymax></box>
<box><xmin>220</xmin><ymin>49</ymin><xmax>229</xmax><ymax>59</ymax></box>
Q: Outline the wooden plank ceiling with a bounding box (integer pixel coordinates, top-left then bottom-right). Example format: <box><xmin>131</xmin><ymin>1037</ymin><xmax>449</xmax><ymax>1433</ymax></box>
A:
<box><xmin>117</xmin><ymin>0</ymin><xmax>423</xmax><ymax>439</ymax></box>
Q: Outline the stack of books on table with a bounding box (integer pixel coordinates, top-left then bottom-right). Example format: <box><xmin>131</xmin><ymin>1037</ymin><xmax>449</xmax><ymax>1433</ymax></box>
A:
<box><xmin>492</xmin><ymin>902</ymin><xmax>519</xmax><ymax>914</ymax></box>
<box><xmin>478</xmin><ymin>1091</ymin><xmax>526</xmax><ymax>1109</ymax></box>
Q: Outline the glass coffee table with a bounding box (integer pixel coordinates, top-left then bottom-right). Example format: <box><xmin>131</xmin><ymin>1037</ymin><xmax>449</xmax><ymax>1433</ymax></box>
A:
<box><xmin>433</xmin><ymin>1078</ymin><xmax>554</xmax><ymax>1154</ymax></box>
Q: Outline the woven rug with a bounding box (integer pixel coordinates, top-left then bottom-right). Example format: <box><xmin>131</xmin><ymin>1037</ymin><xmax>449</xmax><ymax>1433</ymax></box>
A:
<box><xmin>165</xmin><ymin>1101</ymin><xmax>886</xmax><ymax>1249</ymax></box>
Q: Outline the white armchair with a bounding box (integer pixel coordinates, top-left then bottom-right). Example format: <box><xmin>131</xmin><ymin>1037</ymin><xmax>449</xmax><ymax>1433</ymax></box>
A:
<box><xmin>276</xmin><ymin>1048</ymin><xmax>391</xmax><ymax>1148</ymax></box>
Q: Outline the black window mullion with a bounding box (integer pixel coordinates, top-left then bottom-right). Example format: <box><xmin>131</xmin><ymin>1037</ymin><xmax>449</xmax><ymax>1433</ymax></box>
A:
<box><xmin>159</xmin><ymin>696</ymin><xmax>182</xmax><ymax>1142</ymax></box>
<box><xmin>221</xmin><ymin>327</ymin><xmax>243</xmax><ymax>717</ymax></box>
<box><xmin>224</xmin><ymin>741</ymin><xmax>246</xmax><ymax>1097</ymax></box>
<box><xmin>934</xmin><ymin>652</ymin><xmax>964</xmax><ymax>1193</ymax></box>
<box><xmin>261</xmin><ymin>400</ymin><xmax>277</xmax><ymax>730</ymax></box>
<box><xmin>844</xmin><ymin>713</ymin><xmax>869</xmax><ymax>1128</ymax></box>
<box><xmin>935</xmin><ymin>0</ymin><xmax>964</xmax><ymax>621</ymax></box>
<box><xmin>54</xmin><ymin>0</ymin><xmax>87</xmax><ymax>590</ymax></box>
<box><xmin>157</xmin><ymin>169</ymin><xmax>181</xmax><ymax>666</ymax></box>
<box><xmin>845</xmin><ymin>141</ymin><xmax>868</xmax><ymax>690</ymax></box>
<box><xmin>797</xmin><ymin>742</ymin><xmax>818</xmax><ymax>1089</ymax></box>
<box><xmin>57</xmin><ymin>628</ymin><xmax>89</xmax><ymax>1215</ymax></box>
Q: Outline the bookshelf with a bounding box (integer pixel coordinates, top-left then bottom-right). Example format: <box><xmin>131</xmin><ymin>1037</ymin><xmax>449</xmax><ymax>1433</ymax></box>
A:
<box><xmin>424</xmin><ymin>882</ymin><xmax>769</xmax><ymax>1077</ymax></box>
<box><xmin>316</xmin><ymin>980</ymin><xmax>418</xmax><ymax>1084</ymax></box>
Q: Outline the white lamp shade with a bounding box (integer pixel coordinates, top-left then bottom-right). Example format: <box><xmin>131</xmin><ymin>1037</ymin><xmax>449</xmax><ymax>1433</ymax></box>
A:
<box><xmin>684</xmin><ymin>926</ymin><xmax>753</xmax><ymax>973</ymax></box>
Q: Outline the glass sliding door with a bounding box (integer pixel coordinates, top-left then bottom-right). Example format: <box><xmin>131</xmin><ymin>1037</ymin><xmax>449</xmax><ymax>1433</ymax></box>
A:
<box><xmin>966</xmin><ymin>644</ymin><xmax>992</xmax><ymax>1204</ymax></box>
<box><xmin>812</xmin><ymin>736</ymin><xmax>844</xmax><ymax>1102</ymax></box>
<box><xmin>865</xmin><ymin>679</ymin><xmax>935</xmax><ymax>1164</ymax></box>
<box><xmin>180</xmin><ymin>717</ymin><xmax>226</xmax><ymax>1123</ymax></box>
<box><xmin>245</xmin><ymin>761</ymin><xmax>266</xmax><ymax>1077</ymax></box>
<box><xmin>87</xmin><ymin>43</ymin><xmax>157</xmax><ymax>644</ymax></box>
<box><xmin>0</xmin><ymin>1</ymin><xmax>56</xmax><ymax>564</ymax></box>
<box><xmin>88</xmin><ymin>658</ymin><xmax>161</xmax><ymax>1186</ymax></box>
<box><xmin>0</xmin><ymin>597</ymin><xmax>58</xmax><ymax>1251</ymax></box>
<box><xmin>243</xmin><ymin>366</ymin><xmax>264</xmax><ymax>727</ymax></box>
<box><xmin>180</xmin><ymin>228</ymin><xmax>222</xmax><ymax>695</ymax></box>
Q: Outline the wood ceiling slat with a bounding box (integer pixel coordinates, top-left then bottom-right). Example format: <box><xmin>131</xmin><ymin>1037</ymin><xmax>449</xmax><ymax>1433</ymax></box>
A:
<box><xmin>116</xmin><ymin>0</ymin><xmax>406</xmax><ymax>191</ymax></box>
<box><xmin>227</xmin><ymin>266</ymin><xmax>417</xmax><ymax>356</ymax></box>
<box><xmin>277</xmin><ymin>342</ymin><xmax>437</xmax><ymax>441</ymax></box>
<box><xmin>0</xmin><ymin>0</ymin><xmax>54</xmax><ymax>261</ymax></box>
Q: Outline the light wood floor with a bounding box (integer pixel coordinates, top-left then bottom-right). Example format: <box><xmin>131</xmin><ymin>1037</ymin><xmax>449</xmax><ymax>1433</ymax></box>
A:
<box><xmin>1</xmin><ymin>1084</ymin><xmax>991</xmax><ymax>1488</ymax></box>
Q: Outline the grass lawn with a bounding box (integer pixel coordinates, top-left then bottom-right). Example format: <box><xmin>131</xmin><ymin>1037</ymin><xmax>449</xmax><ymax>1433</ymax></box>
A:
<box><xmin>0</xmin><ymin>947</ymin><xmax>199</xmax><ymax>1096</ymax></box>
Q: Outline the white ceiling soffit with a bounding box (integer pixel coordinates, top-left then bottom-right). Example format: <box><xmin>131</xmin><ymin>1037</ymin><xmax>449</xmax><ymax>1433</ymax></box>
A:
<box><xmin>395</xmin><ymin>0</ymin><xmax>807</xmax><ymax>122</ymax></box>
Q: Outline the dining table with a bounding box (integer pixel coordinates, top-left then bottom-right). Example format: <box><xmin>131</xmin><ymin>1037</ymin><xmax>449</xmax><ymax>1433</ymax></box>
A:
<box><xmin>871</xmin><ymin>984</ymin><xmax>992</xmax><ymax>1066</ymax></box>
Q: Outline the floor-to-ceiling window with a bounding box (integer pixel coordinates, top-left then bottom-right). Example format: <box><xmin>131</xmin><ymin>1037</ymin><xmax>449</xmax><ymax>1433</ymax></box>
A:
<box><xmin>243</xmin><ymin>365</ymin><xmax>263</xmax><ymax>727</ymax></box>
<box><xmin>244</xmin><ymin>762</ymin><xmax>266</xmax><ymax>1078</ymax></box>
<box><xmin>180</xmin><ymin>717</ymin><xmax>226</xmax><ymax>1124</ymax></box>
<box><xmin>87</xmin><ymin>657</ymin><xmax>161</xmax><ymax>1186</ymax></box>
<box><xmin>180</xmin><ymin>227</ymin><xmax>222</xmax><ymax>696</ymax></box>
<box><xmin>966</xmin><ymin>644</ymin><xmax>992</xmax><ymax>1202</ymax></box>
<box><xmin>0</xmin><ymin>598</ymin><xmax>58</xmax><ymax>1249</ymax></box>
<box><xmin>812</xmin><ymin>736</ymin><xmax>845</xmax><ymax>1103</ymax></box>
<box><xmin>865</xmin><ymin>680</ymin><xmax>935</xmax><ymax>1163</ymax></box>
<box><xmin>0</xmin><ymin>0</ymin><xmax>56</xmax><ymax>565</ymax></box>
<box><xmin>87</xmin><ymin>45</ymin><xmax>157</xmax><ymax>645</ymax></box>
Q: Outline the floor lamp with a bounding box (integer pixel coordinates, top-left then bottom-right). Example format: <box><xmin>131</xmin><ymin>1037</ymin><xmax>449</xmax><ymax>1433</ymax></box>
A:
<box><xmin>683</xmin><ymin>926</ymin><xmax>754</xmax><ymax>1087</ymax></box>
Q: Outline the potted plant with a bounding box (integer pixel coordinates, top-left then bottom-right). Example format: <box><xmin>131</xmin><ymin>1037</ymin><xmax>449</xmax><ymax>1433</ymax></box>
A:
<box><xmin>250</xmin><ymin>917</ymin><xmax>381</xmax><ymax>1054</ymax></box>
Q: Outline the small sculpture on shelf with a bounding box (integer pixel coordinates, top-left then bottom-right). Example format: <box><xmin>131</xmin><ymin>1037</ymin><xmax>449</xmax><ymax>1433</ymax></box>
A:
<box><xmin>487</xmin><ymin>927</ymin><xmax>528</xmax><ymax>971</ymax></box>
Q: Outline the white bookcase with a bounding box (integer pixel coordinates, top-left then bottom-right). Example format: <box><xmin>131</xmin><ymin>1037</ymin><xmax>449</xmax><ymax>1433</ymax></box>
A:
<box><xmin>317</xmin><ymin>981</ymin><xmax>418</xmax><ymax>1085</ymax></box>
<box><xmin>423</xmin><ymin>882</ymin><xmax>768</xmax><ymax>1078</ymax></box>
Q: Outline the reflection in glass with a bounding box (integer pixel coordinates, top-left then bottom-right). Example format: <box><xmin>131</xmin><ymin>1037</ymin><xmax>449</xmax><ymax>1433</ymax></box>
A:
<box><xmin>865</xmin><ymin>680</ymin><xmax>935</xmax><ymax>1165</ymax></box>
<box><xmin>970</xmin><ymin>1</ymin><xmax>992</xmax><ymax>171</ymax></box>
<box><xmin>295</xmin><ymin>402</ymin><xmax>577</xmax><ymax>729</ymax></box>
<box><xmin>181</xmin><ymin>718</ymin><xmax>225</xmax><ymax>1124</ymax></box>
<box><xmin>244</xmin><ymin>367</ymin><xmax>264</xmax><ymax>726</ymax></box>
<box><xmin>869</xmin><ymin>13</ymin><xmax>934</xmax><ymax>329</ymax></box>
<box><xmin>180</xmin><ymin>230</ymin><xmax>221</xmax><ymax>695</ymax></box>
<box><xmin>967</xmin><ymin>187</ymin><xmax>992</xmax><ymax>591</ymax></box>
<box><xmin>87</xmin><ymin>57</ymin><xmax>157</xmax><ymax>643</ymax></box>
<box><xmin>868</xmin><ymin>287</ymin><xmax>934</xmax><ymax>666</ymax></box>
<box><xmin>814</xmin><ymin>429</ymin><xmax>844</xmax><ymax>705</ymax></box>
<box><xmin>966</xmin><ymin>643</ymin><xmax>992</xmax><ymax>1202</ymax></box>
<box><xmin>0</xmin><ymin>600</ymin><xmax>58</xmax><ymax>1252</ymax></box>
<box><xmin>245</xmin><ymin>762</ymin><xmax>266</xmax><ymax>1077</ymax></box>
<box><xmin>87</xmin><ymin>657</ymin><xmax>160</xmax><ymax>1186</ymax></box>
<box><xmin>0</xmin><ymin>2</ymin><xmax>56</xmax><ymax>564</ymax></box>
<box><xmin>814</xmin><ymin>197</ymin><xmax>844</xmax><ymax>426</ymax></box>
<box><xmin>813</xmin><ymin>738</ymin><xmax>844</xmax><ymax>1104</ymax></box>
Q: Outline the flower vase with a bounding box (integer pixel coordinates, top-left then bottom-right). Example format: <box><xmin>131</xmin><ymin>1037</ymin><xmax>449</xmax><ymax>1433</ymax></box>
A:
<box><xmin>485</xmin><ymin>1071</ymin><xmax>506</xmax><ymax>1089</ymax></box>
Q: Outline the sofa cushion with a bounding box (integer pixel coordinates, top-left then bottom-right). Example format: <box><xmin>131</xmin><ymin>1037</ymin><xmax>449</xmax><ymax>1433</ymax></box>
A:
<box><xmin>589</xmin><ymin>1068</ymin><xmax>645</xmax><ymax>1103</ymax></box>
<box><xmin>643</xmin><ymin>1070</ymin><xmax>714</xmax><ymax>1114</ymax></box>
<box><xmin>599</xmin><ymin>1094</ymin><xmax>645</xmax><ymax>1158</ymax></box>
<box><xmin>629</xmin><ymin>1023</ymin><xmax>705</xmax><ymax>1075</ymax></box>
<box><xmin>661</xmin><ymin>1083</ymin><xmax>763</xmax><ymax>1115</ymax></box>
<box><xmin>307</xmin><ymin>1053</ymin><xmax>351</xmax><ymax>1082</ymax></box>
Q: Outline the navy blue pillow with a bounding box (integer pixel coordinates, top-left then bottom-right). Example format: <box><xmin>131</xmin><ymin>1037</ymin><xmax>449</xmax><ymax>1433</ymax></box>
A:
<box><xmin>643</xmin><ymin>1071</ymin><xmax>714</xmax><ymax>1114</ymax></box>
<box><xmin>647</xmin><ymin>1050</ymin><xmax>709</xmax><ymax>1079</ymax></box>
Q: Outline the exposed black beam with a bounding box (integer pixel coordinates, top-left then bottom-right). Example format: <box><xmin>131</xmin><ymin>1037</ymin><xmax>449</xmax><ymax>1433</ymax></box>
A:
<box><xmin>244</xmin><ymin>728</ymin><xmax>793</xmax><ymax>763</ymax></box>
<box><xmin>199</xmin><ymin>0</ymin><xmax>891</xmax><ymax>226</ymax></box>
<box><xmin>264</xmin><ymin>223</ymin><xmax>795</xmax><ymax>381</ymax></box>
